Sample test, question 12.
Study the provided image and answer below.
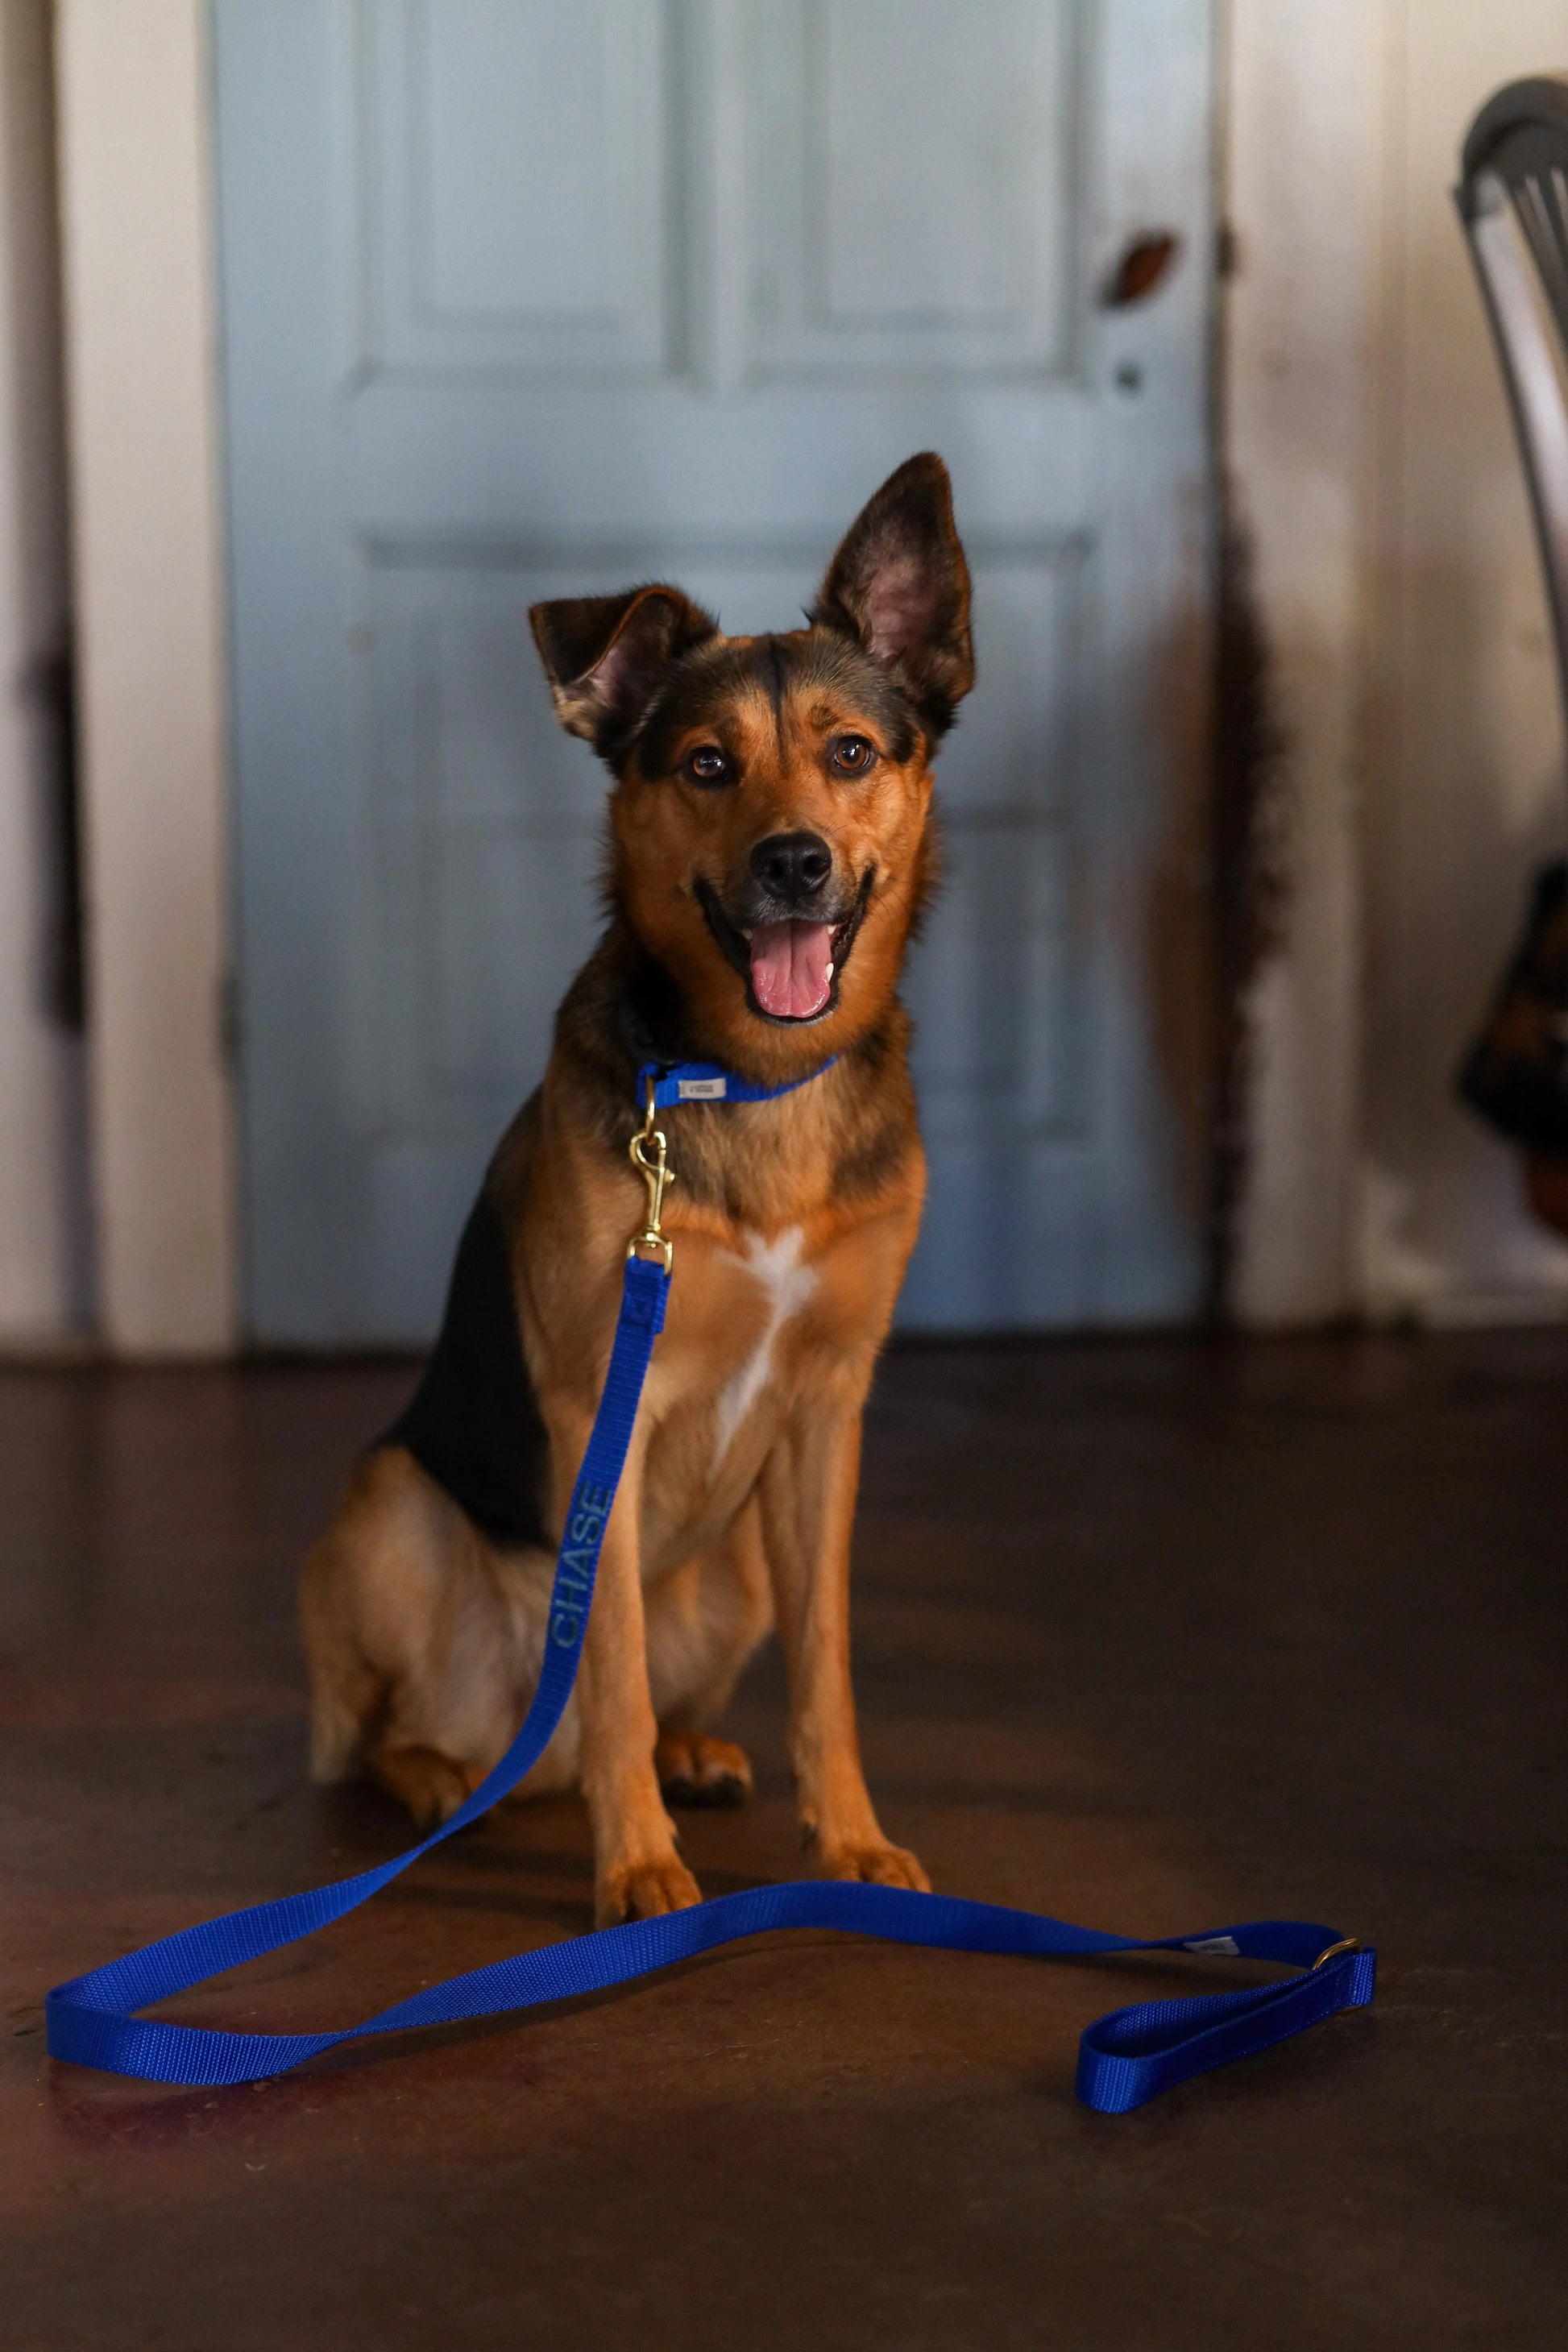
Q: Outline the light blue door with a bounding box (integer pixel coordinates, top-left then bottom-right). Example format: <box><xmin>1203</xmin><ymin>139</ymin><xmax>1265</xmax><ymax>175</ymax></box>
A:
<box><xmin>214</xmin><ymin>0</ymin><xmax>1214</xmax><ymax>1342</ymax></box>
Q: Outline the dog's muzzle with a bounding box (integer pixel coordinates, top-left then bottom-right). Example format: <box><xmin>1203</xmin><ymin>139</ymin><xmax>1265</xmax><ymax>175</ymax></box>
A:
<box><xmin>696</xmin><ymin>863</ymin><xmax>875</xmax><ymax>1024</ymax></box>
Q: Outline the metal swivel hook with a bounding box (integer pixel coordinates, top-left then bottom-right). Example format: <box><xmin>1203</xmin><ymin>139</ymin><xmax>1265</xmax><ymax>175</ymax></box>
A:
<box><xmin>628</xmin><ymin>1078</ymin><xmax>676</xmax><ymax>1269</ymax></box>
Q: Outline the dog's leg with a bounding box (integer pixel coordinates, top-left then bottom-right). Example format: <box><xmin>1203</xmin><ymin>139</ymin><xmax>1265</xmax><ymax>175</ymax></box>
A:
<box><xmin>554</xmin><ymin>1414</ymin><xmax>702</xmax><ymax>1926</ymax></box>
<box><xmin>300</xmin><ymin>1529</ymin><xmax>384</xmax><ymax>1786</ymax></box>
<box><xmin>648</xmin><ymin>1500</ymin><xmax>773</xmax><ymax>1806</ymax></box>
<box><xmin>301</xmin><ymin>1448</ymin><xmax>566</xmax><ymax>1831</ymax></box>
<box><xmin>757</xmin><ymin>1390</ymin><xmax>929</xmax><ymax>1890</ymax></box>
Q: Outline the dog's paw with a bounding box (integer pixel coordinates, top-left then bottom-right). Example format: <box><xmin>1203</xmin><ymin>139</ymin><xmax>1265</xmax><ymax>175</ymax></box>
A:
<box><xmin>655</xmin><ymin>1731</ymin><xmax>754</xmax><ymax>1809</ymax></box>
<box><xmin>595</xmin><ymin>1849</ymin><xmax>703</xmax><ymax>1929</ymax></box>
<box><xmin>817</xmin><ymin>1837</ymin><xmax>931</xmax><ymax>1894</ymax></box>
<box><xmin>368</xmin><ymin>1744</ymin><xmax>481</xmax><ymax>1832</ymax></box>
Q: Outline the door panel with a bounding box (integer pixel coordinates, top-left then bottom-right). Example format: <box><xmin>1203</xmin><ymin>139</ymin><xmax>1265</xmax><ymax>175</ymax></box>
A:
<box><xmin>214</xmin><ymin>0</ymin><xmax>1214</xmax><ymax>1342</ymax></box>
<box><xmin>365</xmin><ymin>0</ymin><xmax>672</xmax><ymax>376</ymax></box>
<box><xmin>744</xmin><ymin>0</ymin><xmax>1073</xmax><ymax>375</ymax></box>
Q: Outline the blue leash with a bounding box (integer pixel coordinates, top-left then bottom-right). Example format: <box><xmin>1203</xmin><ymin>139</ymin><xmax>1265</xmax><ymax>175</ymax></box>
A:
<box><xmin>46</xmin><ymin>1061</ymin><xmax>1375</xmax><ymax>2108</ymax></box>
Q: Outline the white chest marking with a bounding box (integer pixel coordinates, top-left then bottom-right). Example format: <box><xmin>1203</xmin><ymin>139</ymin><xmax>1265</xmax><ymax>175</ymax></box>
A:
<box><xmin>709</xmin><ymin>1226</ymin><xmax>817</xmax><ymax>1475</ymax></box>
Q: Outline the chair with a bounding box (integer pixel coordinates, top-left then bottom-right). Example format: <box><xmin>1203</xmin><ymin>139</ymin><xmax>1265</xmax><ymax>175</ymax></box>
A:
<box><xmin>1455</xmin><ymin>79</ymin><xmax>1568</xmax><ymax>1234</ymax></box>
<box><xmin>1457</xmin><ymin>76</ymin><xmax>1568</xmax><ymax>731</ymax></box>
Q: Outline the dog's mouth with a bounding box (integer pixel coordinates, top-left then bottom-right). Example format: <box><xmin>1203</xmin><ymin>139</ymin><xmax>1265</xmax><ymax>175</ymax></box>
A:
<box><xmin>695</xmin><ymin>872</ymin><xmax>875</xmax><ymax>1024</ymax></box>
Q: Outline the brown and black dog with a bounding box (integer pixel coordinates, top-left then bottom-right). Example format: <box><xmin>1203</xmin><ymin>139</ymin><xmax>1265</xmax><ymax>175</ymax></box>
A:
<box><xmin>301</xmin><ymin>452</ymin><xmax>974</xmax><ymax>1927</ymax></box>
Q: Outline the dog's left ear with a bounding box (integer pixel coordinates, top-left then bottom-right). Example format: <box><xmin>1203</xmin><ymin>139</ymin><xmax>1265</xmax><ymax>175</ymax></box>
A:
<box><xmin>530</xmin><ymin>584</ymin><xmax>717</xmax><ymax>757</ymax></box>
<box><xmin>811</xmin><ymin>452</ymin><xmax>974</xmax><ymax>737</ymax></box>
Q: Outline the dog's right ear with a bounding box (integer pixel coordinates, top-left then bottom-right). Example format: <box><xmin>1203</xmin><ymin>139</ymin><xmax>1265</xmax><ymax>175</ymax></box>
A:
<box><xmin>811</xmin><ymin>453</ymin><xmax>973</xmax><ymax>738</ymax></box>
<box><xmin>529</xmin><ymin>586</ymin><xmax>717</xmax><ymax>756</ymax></box>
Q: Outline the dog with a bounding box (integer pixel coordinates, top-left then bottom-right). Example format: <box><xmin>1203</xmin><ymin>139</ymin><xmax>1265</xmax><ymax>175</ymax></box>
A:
<box><xmin>300</xmin><ymin>452</ymin><xmax>975</xmax><ymax>1927</ymax></box>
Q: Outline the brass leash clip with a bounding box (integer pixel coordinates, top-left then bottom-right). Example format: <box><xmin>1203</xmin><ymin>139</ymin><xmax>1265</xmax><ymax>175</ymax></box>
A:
<box><xmin>628</xmin><ymin>1077</ymin><xmax>676</xmax><ymax>1270</ymax></box>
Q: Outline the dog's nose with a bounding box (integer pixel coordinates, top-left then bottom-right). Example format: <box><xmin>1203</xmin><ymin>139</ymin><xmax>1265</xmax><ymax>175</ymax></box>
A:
<box><xmin>750</xmin><ymin>831</ymin><xmax>832</xmax><ymax>903</ymax></box>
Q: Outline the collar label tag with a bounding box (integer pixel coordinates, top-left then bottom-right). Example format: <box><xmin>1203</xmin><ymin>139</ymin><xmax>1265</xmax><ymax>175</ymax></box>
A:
<box><xmin>678</xmin><ymin>1076</ymin><xmax>727</xmax><ymax>1100</ymax></box>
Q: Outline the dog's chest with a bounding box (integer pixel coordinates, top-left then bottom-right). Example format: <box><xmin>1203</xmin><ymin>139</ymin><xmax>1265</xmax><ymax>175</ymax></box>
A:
<box><xmin>643</xmin><ymin>1222</ymin><xmax>821</xmax><ymax>1543</ymax></box>
<box><xmin>704</xmin><ymin>1226</ymin><xmax>818</xmax><ymax>1472</ymax></box>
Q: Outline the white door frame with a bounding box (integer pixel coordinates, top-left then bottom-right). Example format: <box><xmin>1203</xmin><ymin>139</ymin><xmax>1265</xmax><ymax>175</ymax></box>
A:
<box><xmin>54</xmin><ymin>0</ymin><xmax>235</xmax><ymax>1354</ymax></box>
<box><xmin>1223</xmin><ymin>0</ymin><xmax>1377</xmax><ymax>1324</ymax></box>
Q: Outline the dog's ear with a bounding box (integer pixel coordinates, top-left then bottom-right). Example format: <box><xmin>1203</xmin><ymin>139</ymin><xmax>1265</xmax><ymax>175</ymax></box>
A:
<box><xmin>811</xmin><ymin>453</ymin><xmax>974</xmax><ymax>736</ymax></box>
<box><xmin>529</xmin><ymin>585</ymin><xmax>717</xmax><ymax>755</ymax></box>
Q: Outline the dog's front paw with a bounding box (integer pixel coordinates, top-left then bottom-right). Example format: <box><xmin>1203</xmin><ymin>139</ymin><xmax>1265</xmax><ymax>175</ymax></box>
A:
<box><xmin>817</xmin><ymin>1837</ymin><xmax>931</xmax><ymax>1894</ymax></box>
<box><xmin>595</xmin><ymin>1848</ymin><xmax>703</xmax><ymax>1929</ymax></box>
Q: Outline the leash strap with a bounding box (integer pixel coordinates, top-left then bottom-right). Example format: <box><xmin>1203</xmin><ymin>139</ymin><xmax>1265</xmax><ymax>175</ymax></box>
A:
<box><xmin>45</xmin><ymin>1251</ymin><xmax>669</xmax><ymax>2091</ymax></box>
<box><xmin>638</xmin><ymin>1057</ymin><xmax>838</xmax><ymax>1109</ymax></box>
<box><xmin>47</xmin><ymin>1097</ymin><xmax>1375</xmax><ymax>2109</ymax></box>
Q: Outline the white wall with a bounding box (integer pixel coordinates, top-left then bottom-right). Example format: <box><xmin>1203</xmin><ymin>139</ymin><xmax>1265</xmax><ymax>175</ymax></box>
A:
<box><xmin>1231</xmin><ymin>0</ymin><xmax>1568</xmax><ymax>1325</ymax></box>
<box><xmin>0</xmin><ymin>0</ymin><xmax>89</xmax><ymax>1343</ymax></box>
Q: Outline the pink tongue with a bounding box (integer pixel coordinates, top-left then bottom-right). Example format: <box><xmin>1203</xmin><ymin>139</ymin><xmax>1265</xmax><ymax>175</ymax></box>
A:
<box><xmin>749</xmin><ymin>920</ymin><xmax>834</xmax><ymax>1018</ymax></box>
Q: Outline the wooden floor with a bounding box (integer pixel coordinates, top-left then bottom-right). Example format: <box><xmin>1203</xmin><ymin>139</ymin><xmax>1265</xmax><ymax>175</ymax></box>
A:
<box><xmin>2</xmin><ymin>1330</ymin><xmax>1564</xmax><ymax>2350</ymax></box>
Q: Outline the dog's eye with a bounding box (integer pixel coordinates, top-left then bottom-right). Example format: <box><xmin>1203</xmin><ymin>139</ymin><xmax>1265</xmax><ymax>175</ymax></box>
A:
<box><xmin>681</xmin><ymin>745</ymin><xmax>732</xmax><ymax>787</ymax></box>
<box><xmin>829</xmin><ymin>735</ymin><xmax>877</xmax><ymax>777</ymax></box>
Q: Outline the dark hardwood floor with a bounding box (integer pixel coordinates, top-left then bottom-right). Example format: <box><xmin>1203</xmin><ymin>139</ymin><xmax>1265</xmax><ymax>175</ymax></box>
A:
<box><xmin>2</xmin><ymin>1329</ymin><xmax>1563</xmax><ymax>2349</ymax></box>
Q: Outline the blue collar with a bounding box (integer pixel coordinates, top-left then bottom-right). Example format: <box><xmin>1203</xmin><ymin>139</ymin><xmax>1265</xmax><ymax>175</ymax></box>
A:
<box><xmin>636</xmin><ymin>1057</ymin><xmax>838</xmax><ymax>1111</ymax></box>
